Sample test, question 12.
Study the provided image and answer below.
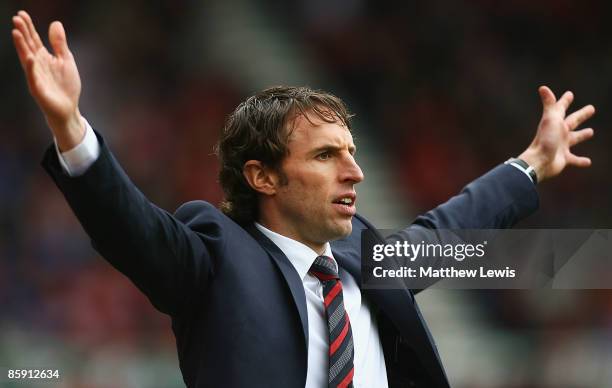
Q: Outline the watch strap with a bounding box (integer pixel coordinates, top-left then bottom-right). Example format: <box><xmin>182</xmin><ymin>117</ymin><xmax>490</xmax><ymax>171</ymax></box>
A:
<box><xmin>505</xmin><ymin>157</ymin><xmax>538</xmax><ymax>185</ymax></box>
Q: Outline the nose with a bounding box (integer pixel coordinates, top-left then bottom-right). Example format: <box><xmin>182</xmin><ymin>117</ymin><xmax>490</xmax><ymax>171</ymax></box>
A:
<box><xmin>341</xmin><ymin>154</ymin><xmax>364</xmax><ymax>184</ymax></box>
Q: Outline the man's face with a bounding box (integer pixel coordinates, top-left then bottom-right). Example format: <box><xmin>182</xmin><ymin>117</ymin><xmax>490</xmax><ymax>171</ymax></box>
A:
<box><xmin>268</xmin><ymin>113</ymin><xmax>364</xmax><ymax>249</ymax></box>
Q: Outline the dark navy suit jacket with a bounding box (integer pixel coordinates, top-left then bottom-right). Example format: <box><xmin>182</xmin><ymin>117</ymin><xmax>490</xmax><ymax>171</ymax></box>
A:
<box><xmin>42</xmin><ymin>132</ymin><xmax>538</xmax><ymax>388</ymax></box>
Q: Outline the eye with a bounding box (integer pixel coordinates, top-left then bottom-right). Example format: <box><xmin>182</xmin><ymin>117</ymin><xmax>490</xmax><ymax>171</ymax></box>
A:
<box><xmin>317</xmin><ymin>151</ymin><xmax>332</xmax><ymax>160</ymax></box>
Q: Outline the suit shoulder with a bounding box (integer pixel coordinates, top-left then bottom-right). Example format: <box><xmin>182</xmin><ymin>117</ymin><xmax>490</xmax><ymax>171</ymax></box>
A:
<box><xmin>352</xmin><ymin>213</ymin><xmax>376</xmax><ymax>230</ymax></box>
<box><xmin>174</xmin><ymin>200</ymin><xmax>241</xmax><ymax>233</ymax></box>
<box><xmin>174</xmin><ymin>200</ymin><xmax>220</xmax><ymax>218</ymax></box>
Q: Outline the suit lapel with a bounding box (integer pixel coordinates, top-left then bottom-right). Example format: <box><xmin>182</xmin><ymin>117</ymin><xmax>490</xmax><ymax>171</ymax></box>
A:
<box><xmin>366</xmin><ymin>288</ymin><xmax>449</xmax><ymax>387</ymax></box>
<box><xmin>245</xmin><ymin>224</ymin><xmax>309</xmax><ymax>350</ymax></box>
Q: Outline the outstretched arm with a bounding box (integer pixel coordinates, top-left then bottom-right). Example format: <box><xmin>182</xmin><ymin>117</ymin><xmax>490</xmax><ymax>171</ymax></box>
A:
<box><xmin>12</xmin><ymin>10</ymin><xmax>85</xmax><ymax>151</ymax></box>
<box><xmin>12</xmin><ymin>11</ymin><xmax>215</xmax><ymax>316</ymax></box>
<box><xmin>399</xmin><ymin>88</ymin><xmax>596</xmax><ymax>292</ymax></box>
<box><xmin>413</xmin><ymin>86</ymin><xmax>596</xmax><ymax>231</ymax></box>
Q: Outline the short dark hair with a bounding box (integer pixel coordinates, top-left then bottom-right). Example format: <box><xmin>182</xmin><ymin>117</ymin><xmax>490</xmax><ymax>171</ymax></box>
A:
<box><xmin>215</xmin><ymin>86</ymin><xmax>354</xmax><ymax>224</ymax></box>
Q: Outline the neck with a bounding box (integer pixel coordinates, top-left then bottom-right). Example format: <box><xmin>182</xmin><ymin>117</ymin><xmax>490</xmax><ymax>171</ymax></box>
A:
<box><xmin>256</xmin><ymin>220</ymin><xmax>326</xmax><ymax>254</ymax></box>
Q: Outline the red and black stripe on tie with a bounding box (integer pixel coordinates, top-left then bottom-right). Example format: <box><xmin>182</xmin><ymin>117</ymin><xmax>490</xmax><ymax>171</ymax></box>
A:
<box><xmin>309</xmin><ymin>255</ymin><xmax>355</xmax><ymax>388</ymax></box>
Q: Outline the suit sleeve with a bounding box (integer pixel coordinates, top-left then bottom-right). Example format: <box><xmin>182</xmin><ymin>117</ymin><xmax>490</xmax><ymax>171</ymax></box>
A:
<box><xmin>412</xmin><ymin>163</ymin><xmax>539</xmax><ymax>230</ymax></box>
<box><xmin>42</xmin><ymin>130</ymin><xmax>212</xmax><ymax>316</ymax></box>
<box><xmin>393</xmin><ymin>164</ymin><xmax>539</xmax><ymax>293</ymax></box>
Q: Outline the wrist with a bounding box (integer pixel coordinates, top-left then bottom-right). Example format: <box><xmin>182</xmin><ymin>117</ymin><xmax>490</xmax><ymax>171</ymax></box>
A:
<box><xmin>48</xmin><ymin>109</ymin><xmax>85</xmax><ymax>152</ymax></box>
<box><xmin>517</xmin><ymin>149</ymin><xmax>547</xmax><ymax>183</ymax></box>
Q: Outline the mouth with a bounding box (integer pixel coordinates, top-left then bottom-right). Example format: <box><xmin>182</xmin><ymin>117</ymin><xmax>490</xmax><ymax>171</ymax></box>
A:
<box><xmin>332</xmin><ymin>193</ymin><xmax>357</xmax><ymax>216</ymax></box>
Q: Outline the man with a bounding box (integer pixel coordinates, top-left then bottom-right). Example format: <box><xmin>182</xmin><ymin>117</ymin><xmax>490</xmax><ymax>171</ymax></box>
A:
<box><xmin>12</xmin><ymin>10</ymin><xmax>596</xmax><ymax>388</ymax></box>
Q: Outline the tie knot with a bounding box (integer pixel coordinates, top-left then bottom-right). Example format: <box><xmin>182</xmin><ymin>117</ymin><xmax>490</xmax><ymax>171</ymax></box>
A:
<box><xmin>309</xmin><ymin>255</ymin><xmax>339</xmax><ymax>281</ymax></box>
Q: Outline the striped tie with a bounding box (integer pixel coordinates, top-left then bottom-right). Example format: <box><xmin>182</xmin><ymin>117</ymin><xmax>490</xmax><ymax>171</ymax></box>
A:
<box><xmin>309</xmin><ymin>255</ymin><xmax>355</xmax><ymax>388</ymax></box>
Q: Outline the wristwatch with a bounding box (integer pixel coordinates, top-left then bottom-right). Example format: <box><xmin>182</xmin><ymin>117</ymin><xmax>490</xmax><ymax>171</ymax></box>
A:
<box><xmin>504</xmin><ymin>157</ymin><xmax>538</xmax><ymax>185</ymax></box>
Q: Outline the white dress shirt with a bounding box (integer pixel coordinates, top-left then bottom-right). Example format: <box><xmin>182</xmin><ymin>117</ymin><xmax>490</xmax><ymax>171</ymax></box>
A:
<box><xmin>56</xmin><ymin>122</ymin><xmax>389</xmax><ymax>387</ymax></box>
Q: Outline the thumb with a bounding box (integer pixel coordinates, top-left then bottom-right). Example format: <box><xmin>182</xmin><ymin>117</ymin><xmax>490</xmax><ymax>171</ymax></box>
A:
<box><xmin>49</xmin><ymin>21</ymin><xmax>70</xmax><ymax>58</ymax></box>
<box><xmin>538</xmin><ymin>86</ymin><xmax>556</xmax><ymax>110</ymax></box>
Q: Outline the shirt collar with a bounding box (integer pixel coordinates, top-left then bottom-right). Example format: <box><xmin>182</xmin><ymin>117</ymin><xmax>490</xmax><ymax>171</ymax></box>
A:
<box><xmin>254</xmin><ymin>222</ymin><xmax>334</xmax><ymax>280</ymax></box>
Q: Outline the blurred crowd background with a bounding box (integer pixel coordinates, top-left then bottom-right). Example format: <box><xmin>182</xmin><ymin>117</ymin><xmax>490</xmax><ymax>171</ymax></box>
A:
<box><xmin>1</xmin><ymin>1</ymin><xmax>612</xmax><ymax>387</ymax></box>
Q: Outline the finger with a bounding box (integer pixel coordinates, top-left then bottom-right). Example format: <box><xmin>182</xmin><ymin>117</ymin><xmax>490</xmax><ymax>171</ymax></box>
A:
<box><xmin>49</xmin><ymin>21</ymin><xmax>70</xmax><ymax>58</ymax></box>
<box><xmin>557</xmin><ymin>90</ymin><xmax>574</xmax><ymax>111</ymax></box>
<box><xmin>18</xmin><ymin>10</ymin><xmax>44</xmax><ymax>50</ymax></box>
<box><xmin>11</xmin><ymin>29</ymin><xmax>31</xmax><ymax>68</ymax></box>
<box><xmin>569</xmin><ymin>128</ymin><xmax>594</xmax><ymax>147</ymax></box>
<box><xmin>567</xmin><ymin>153</ymin><xmax>592</xmax><ymax>168</ymax></box>
<box><xmin>538</xmin><ymin>86</ymin><xmax>556</xmax><ymax>109</ymax></box>
<box><xmin>12</xmin><ymin>15</ymin><xmax>36</xmax><ymax>53</ymax></box>
<box><xmin>12</xmin><ymin>29</ymin><xmax>38</xmax><ymax>91</ymax></box>
<box><xmin>565</xmin><ymin>105</ymin><xmax>595</xmax><ymax>130</ymax></box>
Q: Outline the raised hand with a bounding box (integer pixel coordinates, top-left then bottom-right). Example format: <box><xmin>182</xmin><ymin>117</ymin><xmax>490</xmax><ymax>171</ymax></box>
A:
<box><xmin>519</xmin><ymin>86</ymin><xmax>595</xmax><ymax>182</ymax></box>
<box><xmin>12</xmin><ymin>10</ymin><xmax>84</xmax><ymax>151</ymax></box>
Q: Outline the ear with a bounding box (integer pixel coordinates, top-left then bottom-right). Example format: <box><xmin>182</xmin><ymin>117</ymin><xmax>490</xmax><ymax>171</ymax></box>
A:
<box><xmin>243</xmin><ymin>160</ymin><xmax>279</xmax><ymax>195</ymax></box>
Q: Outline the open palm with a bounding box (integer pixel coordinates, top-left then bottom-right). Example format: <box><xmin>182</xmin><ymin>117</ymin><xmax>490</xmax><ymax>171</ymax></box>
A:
<box><xmin>12</xmin><ymin>11</ymin><xmax>81</xmax><ymax>129</ymax></box>
<box><xmin>519</xmin><ymin>86</ymin><xmax>595</xmax><ymax>181</ymax></box>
